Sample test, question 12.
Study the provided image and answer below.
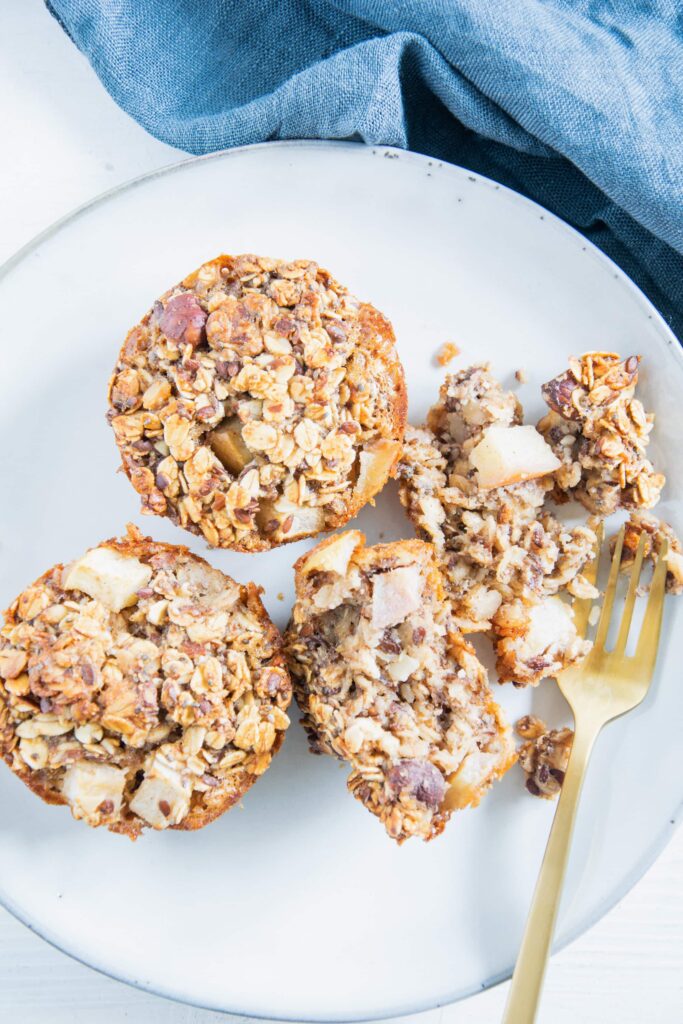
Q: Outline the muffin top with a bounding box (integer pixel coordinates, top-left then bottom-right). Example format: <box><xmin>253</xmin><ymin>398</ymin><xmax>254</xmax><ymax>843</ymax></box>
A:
<box><xmin>0</xmin><ymin>526</ymin><xmax>291</xmax><ymax>837</ymax></box>
<box><xmin>108</xmin><ymin>254</ymin><xmax>406</xmax><ymax>552</ymax></box>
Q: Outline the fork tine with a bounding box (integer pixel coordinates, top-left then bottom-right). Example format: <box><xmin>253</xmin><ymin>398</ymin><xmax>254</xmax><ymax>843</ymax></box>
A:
<box><xmin>634</xmin><ymin>539</ymin><xmax>668</xmax><ymax>674</ymax></box>
<box><xmin>572</xmin><ymin>521</ymin><xmax>604</xmax><ymax>637</ymax></box>
<box><xmin>593</xmin><ymin>525</ymin><xmax>625</xmax><ymax>650</ymax></box>
<box><xmin>614</xmin><ymin>532</ymin><xmax>647</xmax><ymax>655</ymax></box>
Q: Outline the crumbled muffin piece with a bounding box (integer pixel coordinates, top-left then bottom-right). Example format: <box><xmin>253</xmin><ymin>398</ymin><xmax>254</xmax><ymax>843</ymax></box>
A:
<box><xmin>494</xmin><ymin>597</ymin><xmax>590</xmax><ymax>686</ymax></box>
<box><xmin>538</xmin><ymin>352</ymin><xmax>665</xmax><ymax>515</ymax></box>
<box><xmin>398</xmin><ymin>365</ymin><xmax>597</xmax><ymax>635</ymax></box>
<box><xmin>435</xmin><ymin>342</ymin><xmax>460</xmax><ymax>366</ymax></box>
<box><xmin>284</xmin><ymin>531</ymin><xmax>516</xmax><ymax>843</ymax></box>
<box><xmin>107</xmin><ymin>254</ymin><xmax>407</xmax><ymax>552</ymax></box>
<box><xmin>516</xmin><ymin>715</ymin><xmax>573</xmax><ymax>798</ymax></box>
<box><xmin>613</xmin><ymin>511</ymin><xmax>683</xmax><ymax>595</ymax></box>
<box><xmin>0</xmin><ymin>526</ymin><xmax>291</xmax><ymax>837</ymax></box>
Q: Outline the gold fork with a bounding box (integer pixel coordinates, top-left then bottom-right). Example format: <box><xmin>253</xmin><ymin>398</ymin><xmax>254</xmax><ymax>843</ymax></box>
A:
<box><xmin>502</xmin><ymin>524</ymin><xmax>669</xmax><ymax>1024</ymax></box>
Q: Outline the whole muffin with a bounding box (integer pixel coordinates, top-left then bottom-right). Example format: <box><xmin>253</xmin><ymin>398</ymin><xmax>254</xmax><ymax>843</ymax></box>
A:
<box><xmin>285</xmin><ymin>531</ymin><xmax>515</xmax><ymax>843</ymax></box>
<box><xmin>107</xmin><ymin>254</ymin><xmax>407</xmax><ymax>552</ymax></box>
<box><xmin>0</xmin><ymin>525</ymin><xmax>291</xmax><ymax>837</ymax></box>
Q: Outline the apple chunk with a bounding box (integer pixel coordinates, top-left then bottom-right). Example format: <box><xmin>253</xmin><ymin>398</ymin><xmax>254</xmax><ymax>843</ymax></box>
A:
<box><xmin>469</xmin><ymin>425</ymin><xmax>560</xmax><ymax>489</ymax></box>
<box><xmin>371</xmin><ymin>564</ymin><xmax>425</xmax><ymax>630</ymax></box>
<box><xmin>354</xmin><ymin>439</ymin><xmax>401</xmax><ymax>503</ymax></box>
<box><xmin>300</xmin><ymin>530</ymin><xmax>363</xmax><ymax>577</ymax></box>
<box><xmin>63</xmin><ymin>547</ymin><xmax>152</xmax><ymax>611</ymax></box>
<box><xmin>255</xmin><ymin>498</ymin><xmax>325</xmax><ymax>541</ymax></box>
<box><xmin>207</xmin><ymin>417</ymin><xmax>253</xmax><ymax>474</ymax></box>
<box><xmin>62</xmin><ymin>762</ymin><xmax>126</xmax><ymax>819</ymax></box>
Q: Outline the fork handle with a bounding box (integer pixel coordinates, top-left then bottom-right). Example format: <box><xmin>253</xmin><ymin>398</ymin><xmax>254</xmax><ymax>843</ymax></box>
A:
<box><xmin>502</xmin><ymin>722</ymin><xmax>599</xmax><ymax>1024</ymax></box>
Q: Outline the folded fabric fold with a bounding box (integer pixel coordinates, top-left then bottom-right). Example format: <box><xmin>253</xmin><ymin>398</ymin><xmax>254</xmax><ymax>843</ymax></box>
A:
<box><xmin>47</xmin><ymin>0</ymin><xmax>683</xmax><ymax>337</ymax></box>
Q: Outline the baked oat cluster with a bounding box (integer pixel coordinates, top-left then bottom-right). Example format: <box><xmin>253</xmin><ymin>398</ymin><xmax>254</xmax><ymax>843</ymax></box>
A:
<box><xmin>0</xmin><ymin>526</ymin><xmax>291</xmax><ymax>837</ymax></box>
<box><xmin>615</xmin><ymin>511</ymin><xmax>683</xmax><ymax>595</ymax></box>
<box><xmin>538</xmin><ymin>351</ymin><xmax>665</xmax><ymax>515</ymax></box>
<box><xmin>284</xmin><ymin>531</ymin><xmax>515</xmax><ymax>842</ymax></box>
<box><xmin>515</xmin><ymin>715</ymin><xmax>573</xmax><ymax>799</ymax></box>
<box><xmin>398</xmin><ymin>365</ymin><xmax>596</xmax><ymax>685</ymax></box>
<box><xmin>107</xmin><ymin>254</ymin><xmax>407</xmax><ymax>552</ymax></box>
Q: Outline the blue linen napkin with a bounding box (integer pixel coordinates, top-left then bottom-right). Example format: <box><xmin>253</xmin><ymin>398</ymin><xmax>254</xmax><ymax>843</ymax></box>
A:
<box><xmin>47</xmin><ymin>0</ymin><xmax>683</xmax><ymax>339</ymax></box>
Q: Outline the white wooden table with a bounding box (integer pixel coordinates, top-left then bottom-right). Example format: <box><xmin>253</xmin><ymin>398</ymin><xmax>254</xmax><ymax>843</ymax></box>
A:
<box><xmin>1</xmin><ymin>3</ymin><xmax>681</xmax><ymax>1021</ymax></box>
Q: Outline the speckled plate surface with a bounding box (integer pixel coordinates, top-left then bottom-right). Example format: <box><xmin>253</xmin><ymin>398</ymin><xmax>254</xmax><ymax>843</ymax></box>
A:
<box><xmin>0</xmin><ymin>142</ymin><xmax>681</xmax><ymax>1021</ymax></box>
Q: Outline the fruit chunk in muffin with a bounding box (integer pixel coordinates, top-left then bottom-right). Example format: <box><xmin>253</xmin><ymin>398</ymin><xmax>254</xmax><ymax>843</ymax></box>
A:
<box><xmin>538</xmin><ymin>351</ymin><xmax>665</xmax><ymax>515</ymax></box>
<box><xmin>284</xmin><ymin>531</ymin><xmax>515</xmax><ymax>843</ymax></box>
<box><xmin>107</xmin><ymin>254</ymin><xmax>407</xmax><ymax>552</ymax></box>
<box><xmin>0</xmin><ymin>525</ymin><xmax>291</xmax><ymax>837</ymax></box>
<box><xmin>493</xmin><ymin>596</ymin><xmax>591</xmax><ymax>687</ymax></box>
<box><xmin>398</xmin><ymin>365</ymin><xmax>596</xmax><ymax>684</ymax></box>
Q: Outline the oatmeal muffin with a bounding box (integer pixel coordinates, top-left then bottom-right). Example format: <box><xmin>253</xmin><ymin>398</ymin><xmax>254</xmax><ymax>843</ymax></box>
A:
<box><xmin>284</xmin><ymin>531</ymin><xmax>515</xmax><ymax>843</ymax></box>
<box><xmin>613</xmin><ymin>511</ymin><xmax>683</xmax><ymax>595</ymax></box>
<box><xmin>0</xmin><ymin>525</ymin><xmax>291</xmax><ymax>837</ymax></box>
<box><xmin>107</xmin><ymin>254</ymin><xmax>407</xmax><ymax>552</ymax></box>
<box><xmin>538</xmin><ymin>351</ymin><xmax>665</xmax><ymax>515</ymax></box>
<box><xmin>398</xmin><ymin>366</ymin><xmax>596</xmax><ymax>684</ymax></box>
<box><xmin>515</xmin><ymin>714</ymin><xmax>573</xmax><ymax>799</ymax></box>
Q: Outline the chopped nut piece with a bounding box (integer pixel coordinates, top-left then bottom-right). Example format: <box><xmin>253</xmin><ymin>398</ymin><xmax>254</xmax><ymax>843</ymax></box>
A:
<box><xmin>538</xmin><ymin>352</ymin><xmax>665</xmax><ymax>514</ymax></box>
<box><xmin>515</xmin><ymin>368</ymin><xmax>528</xmax><ymax>384</ymax></box>
<box><xmin>285</xmin><ymin>533</ymin><xmax>515</xmax><ymax>842</ymax></box>
<box><xmin>516</xmin><ymin>717</ymin><xmax>573</xmax><ymax>798</ymax></box>
<box><xmin>108</xmin><ymin>254</ymin><xmax>407</xmax><ymax>552</ymax></box>
<box><xmin>0</xmin><ymin>525</ymin><xmax>291</xmax><ymax>838</ymax></box>
<box><xmin>158</xmin><ymin>292</ymin><xmax>207</xmax><ymax>348</ymax></box>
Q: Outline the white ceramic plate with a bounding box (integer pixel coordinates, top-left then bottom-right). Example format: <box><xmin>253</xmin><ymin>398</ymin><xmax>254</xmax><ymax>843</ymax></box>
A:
<box><xmin>0</xmin><ymin>142</ymin><xmax>681</xmax><ymax>1022</ymax></box>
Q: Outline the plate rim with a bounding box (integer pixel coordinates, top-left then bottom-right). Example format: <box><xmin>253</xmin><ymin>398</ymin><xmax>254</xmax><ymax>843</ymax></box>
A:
<box><xmin>0</xmin><ymin>138</ymin><xmax>681</xmax><ymax>1022</ymax></box>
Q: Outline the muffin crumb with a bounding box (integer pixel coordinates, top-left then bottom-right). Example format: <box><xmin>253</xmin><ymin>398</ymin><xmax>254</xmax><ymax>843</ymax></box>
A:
<box><xmin>435</xmin><ymin>342</ymin><xmax>461</xmax><ymax>366</ymax></box>
<box><xmin>516</xmin><ymin>716</ymin><xmax>573</xmax><ymax>798</ymax></box>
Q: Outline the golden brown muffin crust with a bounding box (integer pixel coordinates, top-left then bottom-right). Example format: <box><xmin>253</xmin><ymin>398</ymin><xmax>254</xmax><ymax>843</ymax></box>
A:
<box><xmin>0</xmin><ymin>525</ymin><xmax>291</xmax><ymax>837</ymax></box>
<box><xmin>107</xmin><ymin>255</ymin><xmax>407</xmax><ymax>552</ymax></box>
